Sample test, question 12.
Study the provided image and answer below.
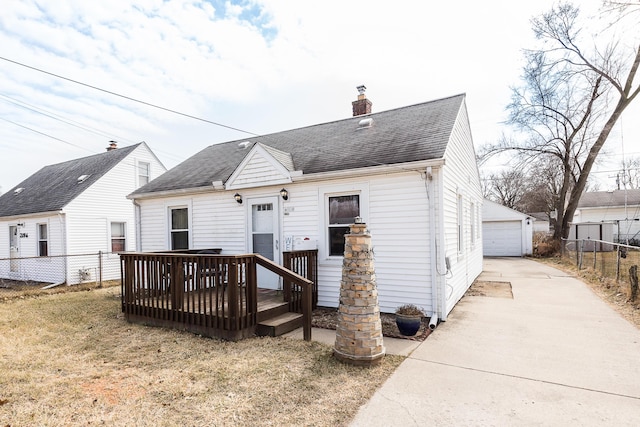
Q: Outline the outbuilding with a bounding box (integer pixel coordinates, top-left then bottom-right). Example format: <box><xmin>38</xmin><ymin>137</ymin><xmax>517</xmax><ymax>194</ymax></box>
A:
<box><xmin>482</xmin><ymin>200</ymin><xmax>533</xmax><ymax>257</ymax></box>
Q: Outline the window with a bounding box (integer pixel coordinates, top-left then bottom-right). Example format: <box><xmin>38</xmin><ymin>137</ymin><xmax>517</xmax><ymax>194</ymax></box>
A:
<box><xmin>111</xmin><ymin>222</ymin><xmax>126</xmax><ymax>252</ymax></box>
<box><xmin>457</xmin><ymin>194</ymin><xmax>464</xmax><ymax>253</ymax></box>
<box><xmin>328</xmin><ymin>194</ymin><xmax>360</xmax><ymax>256</ymax></box>
<box><xmin>170</xmin><ymin>208</ymin><xmax>189</xmax><ymax>250</ymax></box>
<box><xmin>38</xmin><ymin>223</ymin><xmax>48</xmax><ymax>256</ymax></box>
<box><xmin>138</xmin><ymin>162</ymin><xmax>150</xmax><ymax>187</ymax></box>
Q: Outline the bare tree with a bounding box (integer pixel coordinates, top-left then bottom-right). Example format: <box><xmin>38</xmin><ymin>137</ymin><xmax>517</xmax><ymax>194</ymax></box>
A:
<box><xmin>620</xmin><ymin>156</ymin><xmax>640</xmax><ymax>189</ymax></box>
<box><xmin>483</xmin><ymin>168</ymin><xmax>528</xmax><ymax>209</ymax></box>
<box><xmin>480</xmin><ymin>2</ymin><xmax>640</xmax><ymax>240</ymax></box>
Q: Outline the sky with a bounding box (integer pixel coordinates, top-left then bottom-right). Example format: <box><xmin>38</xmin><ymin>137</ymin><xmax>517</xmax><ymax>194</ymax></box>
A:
<box><xmin>0</xmin><ymin>0</ymin><xmax>638</xmax><ymax>194</ymax></box>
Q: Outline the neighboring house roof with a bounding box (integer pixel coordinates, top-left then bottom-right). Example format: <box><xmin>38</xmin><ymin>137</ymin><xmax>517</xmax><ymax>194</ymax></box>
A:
<box><xmin>528</xmin><ymin>212</ymin><xmax>550</xmax><ymax>222</ymax></box>
<box><xmin>578</xmin><ymin>189</ymin><xmax>640</xmax><ymax>208</ymax></box>
<box><xmin>131</xmin><ymin>94</ymin><xmax>465</xmax><ymax>196</ymax></box>
<box><xmin>0</xmin><ymin>143</ymin><xmax>142</xmax><ymax>217</ymax></box>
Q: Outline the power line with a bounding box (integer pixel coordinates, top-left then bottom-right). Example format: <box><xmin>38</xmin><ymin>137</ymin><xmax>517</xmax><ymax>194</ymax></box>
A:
<box><xmin>0</xmin><ymin>92</ymin><xmax>187</xmax><ymax>163</ymax></box>
<box><xmin>0</xmin><ymin>92</ymin><xmax>129</xmax><ymax>142</ymax></box>
<box><xmin>0</xmin><ymin>56</ymin><xmax>259</xmax><ymax>137</ymax></box>
<box><xmin>0</xmin><ymin>117</ymin><xmax>93</xmax><ymax>153</ymax></box>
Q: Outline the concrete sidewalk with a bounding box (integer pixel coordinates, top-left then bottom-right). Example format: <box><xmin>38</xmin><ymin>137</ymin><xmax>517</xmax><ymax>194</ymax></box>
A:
<box><xmin>350</xmin><ymin>257</ymin><xmax>640</xmax><ymax>426</ymax></box>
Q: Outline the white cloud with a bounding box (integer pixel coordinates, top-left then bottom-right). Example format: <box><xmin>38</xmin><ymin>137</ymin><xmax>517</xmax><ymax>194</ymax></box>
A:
<box><xmin>0</xmin><ymin>0</ymin><xmax>637</xmax><ymax>194</ymax></box>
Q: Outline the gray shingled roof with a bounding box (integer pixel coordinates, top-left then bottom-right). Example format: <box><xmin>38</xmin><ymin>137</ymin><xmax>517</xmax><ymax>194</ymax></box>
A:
<box><xmin>132</xmin><ymin>94</ymin><xmax>465</xmax><ymax>196</ymax></box>
<box><xmin>578</xmin><ymin>189</ymin><xmax>640</xmax><ymax>208</ymax></box>
<box><xmin>0</xmin><ymin>143</ymin><xmax>141</xmax><ymax>217</ymax></box>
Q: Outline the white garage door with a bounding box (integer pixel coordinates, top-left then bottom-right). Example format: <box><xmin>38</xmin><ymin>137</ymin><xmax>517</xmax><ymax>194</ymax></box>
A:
<box><xmin>483</xmin><ymin>221</ymin><xmax>522</xmax><ymax>256</ymax></box>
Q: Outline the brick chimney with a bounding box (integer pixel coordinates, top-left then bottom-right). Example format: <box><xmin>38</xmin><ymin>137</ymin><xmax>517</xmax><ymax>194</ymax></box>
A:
<box><xmin>106</xmin><ymin>141</ymin><xmax>117</xmax><ymax>151</ymax></box>
<box><xmin>352</xmin><ymin>85</ymin><xmax>372</xmax><ymax>116</ymax></box>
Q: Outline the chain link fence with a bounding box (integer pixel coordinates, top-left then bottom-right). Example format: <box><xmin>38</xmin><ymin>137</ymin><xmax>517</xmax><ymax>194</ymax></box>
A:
<box><xmin>561</xmin><ymin>239</ymin><xmax>639</xmax><ymax>301</ymax></box>
<box><xmin>0</xmin><ymin>252</ymin><xmax>121</xmax><ymax>300</ymax></box>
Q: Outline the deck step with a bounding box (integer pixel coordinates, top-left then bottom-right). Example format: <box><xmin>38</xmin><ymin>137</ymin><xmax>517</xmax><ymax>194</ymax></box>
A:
<box><xmin>256</xmin><ymin>312</ymin><xmax>303</xmax><ymax>337</ymax></box>
<box><xmin>257</xmin><ymin>301</ymin><xmax>290</xmax><ymax>322</ymax></box>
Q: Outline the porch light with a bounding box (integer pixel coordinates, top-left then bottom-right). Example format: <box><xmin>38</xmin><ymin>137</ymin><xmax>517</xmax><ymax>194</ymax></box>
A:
<box><xmin>280</xmin><ymin>188</ymin><xmax>289</xmax><ymax>201</ymax></box>
<box><xmin>234</xmin><ymin>193</ymin><xmax>243</xmax><ymax>204</ymax></box>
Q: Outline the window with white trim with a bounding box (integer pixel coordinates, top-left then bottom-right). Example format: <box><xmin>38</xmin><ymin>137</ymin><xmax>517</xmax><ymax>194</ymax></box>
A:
<box><xmin>38</xmin><ymin>223</ymin><xmax>48</xmax><ymax>256</ymax></box>
<box><xmin>328</xmin><ymin>194</ymin><xmax>360</xmax><ymax>256</ymax></box>
<box><xmin>138</xmin><ymin>162</ymin><xmax>150</xmax><ymax>187</ymax></box>
<box><xmin>170</xmin><ymin>207</ymin><xmax>189</xmax><ymax>250</ymax></box>
<box><xmin>111</xmin><ymin>222</ymin><xmax>126</xmax><ymax>252</ymax></box>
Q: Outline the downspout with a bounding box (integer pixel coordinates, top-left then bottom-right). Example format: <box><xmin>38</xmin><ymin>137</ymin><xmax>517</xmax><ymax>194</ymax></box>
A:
<box><xmin>133</xmin><ymin>199</ymin><xmax>142</xmax><ymax>251</ymax></box>
<box><xmin>426</xmin><ymin>166</ymin><xmax>439</xmax><ymax>330</ymax></box>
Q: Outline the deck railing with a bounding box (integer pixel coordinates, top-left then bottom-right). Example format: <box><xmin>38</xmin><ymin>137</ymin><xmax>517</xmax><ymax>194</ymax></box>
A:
<box><xmin>120</xmin><ymin>250</ymin><xmax>316</xmax><ymax>341</ymax></box>
<box><xmin>283</xmin><ymin>249</ymin><xmax>318</xmax><ymax>311</ymax></box>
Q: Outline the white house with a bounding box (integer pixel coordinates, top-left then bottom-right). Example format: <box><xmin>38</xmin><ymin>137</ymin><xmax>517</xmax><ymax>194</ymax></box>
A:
<box><xmin>0</xmin><ymin>142</ymin><xmax>166</xmax><ymax>285</ymax></box>
<box><xmin>482</xmin><ymin>199</ymin><xmax>533</xmax><ymax>256</ymax></box>
<box><xmin>528</xmin><ymin>212</ymin><xmax>551</xmax><ymax>234</ymax></box>
<box><xmin>128</xmin><ymin>91</ymin><xmax>483</xmax><ymax>321</ymax></box>
<box><xmin>573</xmin><ymin>189</ymin><xmax>640</xmax><ymax>244</ymax></box>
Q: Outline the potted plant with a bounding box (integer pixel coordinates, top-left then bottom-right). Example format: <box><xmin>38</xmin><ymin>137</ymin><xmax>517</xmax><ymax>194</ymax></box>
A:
<box><xmin>394</xmin><ymin>304</ymin><xmax>424</xmax><ymax>336</ymax></box>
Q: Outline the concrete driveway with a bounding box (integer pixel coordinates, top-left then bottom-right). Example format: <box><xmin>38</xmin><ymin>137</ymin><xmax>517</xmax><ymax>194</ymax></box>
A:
<box><xmin>351</xmin><ymin>257</ymin><xmax>640</xmax><ymax>426</ymax></box>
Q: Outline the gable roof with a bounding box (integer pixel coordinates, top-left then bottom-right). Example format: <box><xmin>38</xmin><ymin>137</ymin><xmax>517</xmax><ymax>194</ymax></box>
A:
<box><xmin>482</xmin><ymin>199</ymin><xmax>528</xmax><ymax>221</ymax></box>
<box><xmin>131</xmin><ymin>94</ymin><xmax>466</xmax><ymax>196</ymax></box>
<box><xmin>0</xmin><ymin>143</ymin><xmax>142</xmax><ymax>217</ymax></box>
<box><xmin>578</xmin><ymin>189</ymin><xmax>640</xmax><ymax>209</ymax></box>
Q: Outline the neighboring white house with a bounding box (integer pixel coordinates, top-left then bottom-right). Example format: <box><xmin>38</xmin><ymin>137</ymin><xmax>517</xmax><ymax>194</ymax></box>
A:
<box><xmin>0</xmin><ymin>142</ymin><xmax>166</xmax><ymax>284</ymax></box>
<box><xmin>573</xmin><ymin>189</ymin><xmax>640</xmax><ymax>244</ymax></box>
<box><xmin>482</xmin><ymin>199</ymin><xmax>533</xmax><ymax>257</ymax></box>
<box><xmin>128</xmin><ymin>91</ymin><xmax>483</xmax><ymax>321</ymax></box>
<box><xmin>529</xmin><ymin>212</ymin><xmax>551</xmax><ymax>234</ymax></box>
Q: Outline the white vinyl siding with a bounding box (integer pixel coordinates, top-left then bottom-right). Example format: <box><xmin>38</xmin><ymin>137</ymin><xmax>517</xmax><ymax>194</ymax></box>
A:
<box><xmin>441</xmin><ymin>100</ymin><xmax>484</xmax><ymax>317</ymax></box>
<box><xmin>136</xmin><ymin>173</ymin><xmax>435</xmax><ymax>314</ymax></box>
<box><xmin>0</xmin><ymin>215</ymin><xmax>65</xmax><ymax>283</ymax></box>
<box><xmin>457</xmin><ymin>193</ymin><xmax>464</xmax><ymax>254</ymax></box>
<box><xmin>60</xmin><ymin>143</ymin><xmax>166</xmax><ymax>283</ymax></box>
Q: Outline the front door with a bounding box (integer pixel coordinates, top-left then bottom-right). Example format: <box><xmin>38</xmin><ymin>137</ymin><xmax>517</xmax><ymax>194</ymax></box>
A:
<box><xmin>249</xmin><ymin>197</ymin><xmax>280</xmax><ymax>290</ymax></box>
<box><xmin>9</xmin><ymin>225</ymin><xmax>19</xmax><ymax>272</ymax></box>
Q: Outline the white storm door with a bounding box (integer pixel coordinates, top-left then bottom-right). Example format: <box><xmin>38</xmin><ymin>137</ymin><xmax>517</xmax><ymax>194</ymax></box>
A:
<box><xmin>9</xmin><ymin>225</ymin><xmax>19</xmax><ymax>272</ymax></box>
<box><xmin>249</xmin><ymin>197</ymin><xmax>280</xmax><ymax>290</ymax></box>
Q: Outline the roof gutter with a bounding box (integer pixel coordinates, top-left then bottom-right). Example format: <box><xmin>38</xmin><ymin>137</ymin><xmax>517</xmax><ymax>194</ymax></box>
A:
<box><xmin>292</xmin><ymin>159</ymin><xmax>446</xmax><ymax>184</ymax></box>
<box><xmin>0</xmin><ymin>210</ymin><xmax>63</xmax><ymax>221</ymax></box>
<box><xmin>128</xmin><ymin>185</ymin><xmax>220</xmax><ymax>201</ymax></box>
<box><xmin>128</xmin><ymin>159</ymin><xmax>446</xmax><ymax>201</ymax></box>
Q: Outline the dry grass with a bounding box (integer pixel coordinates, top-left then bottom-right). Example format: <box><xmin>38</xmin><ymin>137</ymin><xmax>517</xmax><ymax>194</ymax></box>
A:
<box><xmin>539</xmin><ymin>256</ymin><xmax>640</xmax><ymax>329</ymax></box>
<box><xmin>0</xmin><ymin>286</ymin><xmax>404</xmax><ymax>426</ymax></box>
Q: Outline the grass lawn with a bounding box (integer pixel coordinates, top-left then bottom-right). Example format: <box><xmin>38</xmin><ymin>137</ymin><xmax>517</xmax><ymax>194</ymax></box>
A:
<box><xmin>0</xmin><ymin>285</ymin><xmax>404</xmax><ymax>426</ymax></box>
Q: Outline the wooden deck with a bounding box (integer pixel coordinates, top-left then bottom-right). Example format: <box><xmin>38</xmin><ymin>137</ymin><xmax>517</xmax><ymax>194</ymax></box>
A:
<box><xmin>120</xmin><ymin>250</ymin><xmax>317</xmax><ymax>341</ymax></box>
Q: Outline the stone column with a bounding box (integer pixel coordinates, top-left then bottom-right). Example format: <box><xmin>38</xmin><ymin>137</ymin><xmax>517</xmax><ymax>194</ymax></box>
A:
<box><xmin>333</xmin><ymin>221</ymin><xmax>385</xmax><ymax>366</ymax></box>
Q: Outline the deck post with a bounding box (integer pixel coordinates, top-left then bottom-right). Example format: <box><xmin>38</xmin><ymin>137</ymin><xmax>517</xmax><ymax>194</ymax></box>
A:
<box><xmin>228</xmin><ymin>259</ymin><xmax>239</xmax><ymax>330</ymax></box>
<box><xmin>302</xmin><ymin>281</ymin><xmax>312</xmax><ymax>341</ymax></box>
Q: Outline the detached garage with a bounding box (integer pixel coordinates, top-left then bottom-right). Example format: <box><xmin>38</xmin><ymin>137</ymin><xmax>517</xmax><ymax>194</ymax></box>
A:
<box><xmin>482</xmin><ymin>200</ymin><xmax>533</xmax><ymax>257</ymax></box>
